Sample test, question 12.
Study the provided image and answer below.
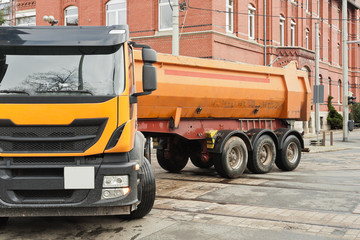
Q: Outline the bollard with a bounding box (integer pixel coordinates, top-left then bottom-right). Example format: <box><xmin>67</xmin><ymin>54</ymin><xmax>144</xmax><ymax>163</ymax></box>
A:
<box><xmin>322</xmin><ymin>132</ymin><xmax>326</xmax><ymax>146</ymax></box>
<box><xmin>330</xmin><ymin>131</ymin><xmax>333</xmax><ymax>146</ymax></box>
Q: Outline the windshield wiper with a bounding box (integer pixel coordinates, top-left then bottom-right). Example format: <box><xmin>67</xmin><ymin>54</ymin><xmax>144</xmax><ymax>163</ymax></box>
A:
<box><xmin>36</xmin><ymin>90</ymin><xmax>94</xmax><ymax>95</ymax></box>
<box><xmin>0</xmin><ymin>90</ymin><xmax>30</xmax><ymax>95</ymax></box>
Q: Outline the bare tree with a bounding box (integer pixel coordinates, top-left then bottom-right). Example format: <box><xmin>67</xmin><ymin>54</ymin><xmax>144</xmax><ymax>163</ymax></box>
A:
<box><xmin>24</xmin><ymin>68</ymin><xmax>78</xmax><ymax>92</ymax></box>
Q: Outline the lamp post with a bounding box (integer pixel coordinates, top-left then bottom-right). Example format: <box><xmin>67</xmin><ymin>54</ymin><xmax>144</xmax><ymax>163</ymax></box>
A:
<box><xmin>342</xmin><ymin>0</ymin><xmax>349</xmax><ymax>142</ymax></box>
<box><xmin>43</xmin><ymin>15</ymin><xmax>58</xmax><ymax>26</ymax></box>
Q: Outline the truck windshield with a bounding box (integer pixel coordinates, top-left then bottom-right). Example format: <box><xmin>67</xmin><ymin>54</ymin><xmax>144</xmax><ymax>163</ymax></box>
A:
<box><xmin>0</xmin><ymin>45</ymin><xmax>124</xmax><ymax>96</ymax></box>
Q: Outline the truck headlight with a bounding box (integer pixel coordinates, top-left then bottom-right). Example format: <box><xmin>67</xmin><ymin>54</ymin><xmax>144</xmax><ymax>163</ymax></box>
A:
<box><xmin>103</xmin><ymin>176</ymin><xmax>129</xmax><ymax>188</ymax></box>
<box><xmin>102</xmin><ymin>188</ymin><xmax>130</xmax><ymax>199</ymax></box>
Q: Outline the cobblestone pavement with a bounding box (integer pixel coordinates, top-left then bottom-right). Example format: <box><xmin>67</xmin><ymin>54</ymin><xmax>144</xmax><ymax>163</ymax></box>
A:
<box><xmin>1</xmin><ymin>131</ymin><xmax>360</xmax><ymax>239</ymax></box>
<box><xmin>147</xmin><ymin>149</ymin><xmax>360</xmax><ymax>240</ymax></box>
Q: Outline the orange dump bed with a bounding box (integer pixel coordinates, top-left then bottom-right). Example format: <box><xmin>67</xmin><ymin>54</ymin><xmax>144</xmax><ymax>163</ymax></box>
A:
<box><xmin>135</xmin><ymin>51</ymin><xmax>311</xmax><ymax>121</ymax></box>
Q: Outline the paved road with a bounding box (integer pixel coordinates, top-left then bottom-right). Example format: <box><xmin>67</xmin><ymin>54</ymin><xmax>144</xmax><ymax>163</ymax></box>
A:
<box><xmin>1</xmin><ymin>131</ymin><xmax>360</xmax><ymax>240</ymax></box>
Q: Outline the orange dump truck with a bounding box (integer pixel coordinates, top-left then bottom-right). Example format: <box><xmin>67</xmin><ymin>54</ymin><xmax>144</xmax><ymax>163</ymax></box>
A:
<box><xmin>135</xmin><ymin>52</ymin><xmax>311</xmax><ymax>179</ymax></box>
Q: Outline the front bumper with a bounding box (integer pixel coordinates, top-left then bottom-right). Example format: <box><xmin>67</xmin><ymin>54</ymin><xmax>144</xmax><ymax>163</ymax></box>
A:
<box><xmin>0</xmin><ymin>154</ymin><xmax>140</xmax><ymax>217</ymax></box>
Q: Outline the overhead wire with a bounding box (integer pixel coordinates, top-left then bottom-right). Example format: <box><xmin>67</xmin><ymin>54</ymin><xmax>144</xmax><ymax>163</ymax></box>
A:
<box><xmin>187</xmin><ymin>0</ymin><xmax>360</xmax><ymax>22</ymax></box>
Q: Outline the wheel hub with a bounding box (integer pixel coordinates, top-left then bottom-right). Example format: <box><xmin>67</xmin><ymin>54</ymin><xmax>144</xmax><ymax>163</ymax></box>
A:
<box><xmin>228</xmin><ymin>147</ymin><xmax>242</xmax><ymax>169</ymax></box>
<box><xmin>258</xmin><ymin>143</ymin><xmax>272</xmax><ymax>165</ymax></box>
<box><xmin>287</xmin><ymin>142</ymin><xmax>298</xmax><ymax>163</ymax></box>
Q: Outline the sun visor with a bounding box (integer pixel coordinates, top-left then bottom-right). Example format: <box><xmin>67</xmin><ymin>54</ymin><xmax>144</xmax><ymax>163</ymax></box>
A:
<box><xmin>0</xmin><ymin>25</ymin><xmax>129</xmax><ymax>55</ymax></box>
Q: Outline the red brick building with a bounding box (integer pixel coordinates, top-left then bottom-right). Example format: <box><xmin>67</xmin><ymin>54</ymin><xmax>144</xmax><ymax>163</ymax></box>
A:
<box><xmin>6</xmin><ymin>0</ymin><xmax>360</xmax><ymax>133</ymax></box>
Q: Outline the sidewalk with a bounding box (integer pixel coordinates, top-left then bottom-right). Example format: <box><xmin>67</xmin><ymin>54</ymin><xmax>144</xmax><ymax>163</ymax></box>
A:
<box><xmin>303</xmin><ymin>129</ymin><xmax>360</xmax><ymax>153</ymax></box>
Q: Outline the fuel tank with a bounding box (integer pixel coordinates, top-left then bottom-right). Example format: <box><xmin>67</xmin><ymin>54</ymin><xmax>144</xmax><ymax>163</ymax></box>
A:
<box><xmin>135</xmin><ymin>51</ymin><xmax>311</xmax><ymax>121</ymax></box>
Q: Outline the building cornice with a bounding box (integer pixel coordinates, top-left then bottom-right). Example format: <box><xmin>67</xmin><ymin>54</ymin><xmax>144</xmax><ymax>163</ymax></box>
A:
<box><xmin>17</xmin><ymin>0</ymin><xmax>36</xmax><ymax>10</ymax></box>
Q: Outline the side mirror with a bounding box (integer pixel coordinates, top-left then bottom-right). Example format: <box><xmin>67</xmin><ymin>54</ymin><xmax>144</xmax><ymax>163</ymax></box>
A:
<box><xmin>143</xmin><ymin>64</ymin><xmax>157</xmax><ymax>92</ymax></box>
<box><xmin>129</xmin><ymin>42</ymin><xmax>158</xmax><ymax>99</ymax></box>
<box><xmin>142</xmin><ymin>48</ymin><xmax>157</xmax><ymax>92</ymax></box>
<box><xmin>142</xmin><ymin>48</ymin><xmax>157</xmax><ymax>64</ymax></box>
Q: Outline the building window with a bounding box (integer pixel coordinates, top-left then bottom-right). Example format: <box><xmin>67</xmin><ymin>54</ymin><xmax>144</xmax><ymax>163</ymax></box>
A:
<box><xmin>64</xmin><ymin>6</ymin><xmax>78</xmax><ymax>26</ymax></box>
<box><xmin>328</xmin><ymin>78</ymin><xmax>331</xmax><ymax>97</ymax></box>
<box><xmin>305</xmin><ymin>28</ymin><xmax>309</xmax><ymax>49</ymax></box>
<box><xmin>106</xmin><ymin>0</ymin><xmax>127</xmax><ymax>26</ymax></box>
<box><xmin>0</xmin><ymin>0</ymin><xmax>10</xmax><ymax>26</ymax></box>
<box><xmin>16</xmin><ymin>10</ymin><xmax>36</xmax><ymax>26</ymax></box>
<box><xmin>159</xmin><ymin>0</ymin><xmax>173</xmax><ymax>30</ymax></box>
<box><xmin>248</xmin><ymin>4</ymin><xmax>256</xmax><ymax>39</ymax></box>
<box><xmin>290</xmin><ymin>20</ymin><xmax>296</xmax><ymax>46</ymax></box>
<box><xmin>280</xmin><ymin>15</ymin><xmax>285</xmax><ymax>46</ymax></box>
<box><xmin>338</xmin><ymin>80</ymin><xmax>341</xmax><ymax>104</ymax></box>
<box><xmin>226</xmin><ymin>0</ymin><xmax>233</xmax><ymax>33</ymax></box>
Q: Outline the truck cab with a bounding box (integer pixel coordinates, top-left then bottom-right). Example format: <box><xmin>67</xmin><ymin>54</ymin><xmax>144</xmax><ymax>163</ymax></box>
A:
<box><xmin>0</xmin><ymin>25</ymin><xmax>157</xmax><ymax>222</ymax></box>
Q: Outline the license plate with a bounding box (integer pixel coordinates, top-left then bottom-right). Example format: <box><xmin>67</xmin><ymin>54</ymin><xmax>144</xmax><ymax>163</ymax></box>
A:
<box><xmin>64</xmin><ymin>166</ymin><xmax>95</xmax><ymax>189</ymax></box>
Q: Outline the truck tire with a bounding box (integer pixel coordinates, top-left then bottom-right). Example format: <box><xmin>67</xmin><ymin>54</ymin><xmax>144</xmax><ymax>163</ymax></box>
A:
<box><xmin>248</xmin><ymin>135</ymin><xmax>276</xmax><ymax>174</ymax></box>
<box><xmin>275</xmin><ymin>135</ymin><xmax>301</xmax><ymax>171</ymax></box>
<box><xmin>156</xmin><ymin>148</ymin><xmax>188</xmax><ymax>172</ymax></box>
<box><xmin>190</xmin><ymin>154</ymin><xmax>214</xmax><ymax>168</ymax></box>
<box><xmin>214</xmin><ymin>137</ymin><xmax>248</xmax><ymax>178</ymax></box>
<box><xmin>128</xmin><ymin>158</ymin><xmax>156</xmax><ymax>219</ymax></box>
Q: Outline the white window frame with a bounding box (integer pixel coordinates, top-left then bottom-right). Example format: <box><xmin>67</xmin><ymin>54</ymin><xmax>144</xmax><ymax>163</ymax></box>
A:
<box><xmin>248</xmin><ymin>4</ymin><xmax>256</xmax><ymax>39</ymax></box>
<box><xmin>64</xmin><ymin>6</ymin><xmax>78</xmax><ymax>26</ymax></box>
<box><xmin>290</xmin><ymin>20</ymin><xmax>296</xmax><ymax>46</ymax></box>
<box><xmin>16</xmin><ymin>10</ymin><xmax>36</xmax><ymax>26</ymax></box>
<box><xmin>159</xmin><ymin>0</ymin><xmax>173</xmax><ymax>31</ymax></box>
<box><xmin>226</xmin><ymin>0</ymin><xmax>233</xmax><ymax>33</ymax></box>
<box><xmin>305</xmin><ymin>28</ymin><xmax>309</xmax><ymax>49</ymax></box>
<box><xmin>280</xmin><ymin>15</ymin><xmax>285</xmax><ymax>46</ymax></box>
<box><xmin>106</xmin><ymin>0</ymin><xmax>127</xmax><ymax>26</ymax></box>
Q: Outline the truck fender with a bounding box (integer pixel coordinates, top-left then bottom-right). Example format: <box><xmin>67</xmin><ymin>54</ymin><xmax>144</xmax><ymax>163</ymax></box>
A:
<box><xmin>210</xmin><ymin>130</ymin><xmax>252</xmax><ymax>154</ymax></box>
<box><xmin>246</xmin><ymin>129</ymin><xmax>279</xmax><ymax>150</ymax></box>
<box><xmin>274</xmin><ymin>128</ymin><xmax>304</xmax><ymax>150</ymax></box>
<box><xmin>129</xmin><ymin>131</ymin><xmax>146</xmax><ymax>166</ymax></box>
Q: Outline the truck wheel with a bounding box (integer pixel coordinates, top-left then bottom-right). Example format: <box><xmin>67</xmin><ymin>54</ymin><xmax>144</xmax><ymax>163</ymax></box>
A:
<box><xmin>214</xmin><ymin>137</ymin><xmax>248</xmax><ymax>178</ymax></box>
<box><xmin>275</xmin><ymin>135</ymin><xmax>301</xmax><ymax>171</ymax></box>
<box><xmin>190</xmin><ymin>154</ymin><xmax>214</xmax><ymax>168</ymax></box>
<box><xmin>248</xmin><ymin>135</ymin><xmax>276</xmax><ymax>174</ymax></box>
<box><xmin>128</xmin><ymin>158</ymin><xmax>156</xmax><ymax>219</ymax></box>
<box><xmin>156</xmin><ymin>148</ymin><xmax>188</xmax><ymax>172</ymax></box>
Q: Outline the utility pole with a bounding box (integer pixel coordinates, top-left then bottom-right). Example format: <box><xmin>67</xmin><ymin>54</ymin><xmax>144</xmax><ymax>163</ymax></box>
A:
<box><xmin>342</xmin><ymin>0</ymin><xmax>349</xmax><ymax>142</ymax></box>
<box><xmin>315</xmin><ymin>22</ymin><xmax>320</xmax><ymax>140</ymax></box>
<box><xmin>172</xmin><ymin>0</ymin><xmax>179</xmax><ymax>56</ymax></box>
<box><xmin>264</xmin><ymin>0</ymin><xmax>267</xmax><ymax>66</ymax></box>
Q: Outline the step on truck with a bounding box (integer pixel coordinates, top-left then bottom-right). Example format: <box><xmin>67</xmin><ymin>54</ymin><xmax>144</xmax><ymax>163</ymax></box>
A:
<box><xmin>0</xmin><ymin>25</ymin><xmax>157</xmax><ymax>223</ymax></box>
<box><xmin>135</xmin><ymin>52</ymin><xmax>311</xmax><ymax>179</ymax></box>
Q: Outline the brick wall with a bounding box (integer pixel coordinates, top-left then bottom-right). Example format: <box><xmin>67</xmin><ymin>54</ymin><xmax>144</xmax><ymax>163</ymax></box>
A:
<box><xmin>33</xmin><ymin>0</ymin><xmax>360</xmax><ymax>132</ymax></box>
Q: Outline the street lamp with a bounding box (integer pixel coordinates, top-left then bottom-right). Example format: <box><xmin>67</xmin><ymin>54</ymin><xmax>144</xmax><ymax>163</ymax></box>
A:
<box><xmin>43</xmin><ymin>15</ymin><xmax>58</xmax><ymax>26</ymax></box>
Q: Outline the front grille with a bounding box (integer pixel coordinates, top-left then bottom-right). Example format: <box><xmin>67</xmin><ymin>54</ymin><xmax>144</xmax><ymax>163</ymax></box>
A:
<box><xmin>4</xmin><ymin>139</ymin><xmax>93</xmax><ymax>152</ymax></box>
<box><xmin>12</xmin><ymin>157</ymin><xmax>76</xmax><ymax>165</ymax></box>
<box><xmin>0</xmin><ymin>118</ymin><xmax>107</xmax><ymax>153</ymax></box>
<box><xmin>11</xmin><ymin>168</ymin><xmax>64</xmax><ymax>177</ymax></box>
<box><xmin>14</xmin><ymin>190</ymin><xmax>74</xmax><ymax>200</ymax></box>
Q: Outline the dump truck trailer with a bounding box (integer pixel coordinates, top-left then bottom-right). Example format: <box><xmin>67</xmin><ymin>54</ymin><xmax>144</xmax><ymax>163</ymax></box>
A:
<box><xmin>0</xmin><ymin>25</ymin><xmax>157</xmax><ymax>223</ymax></box>
<box><xmin>135</xmin><ymin>52</ymin><xmax>311</xmax><ymax>179</ymax></box>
